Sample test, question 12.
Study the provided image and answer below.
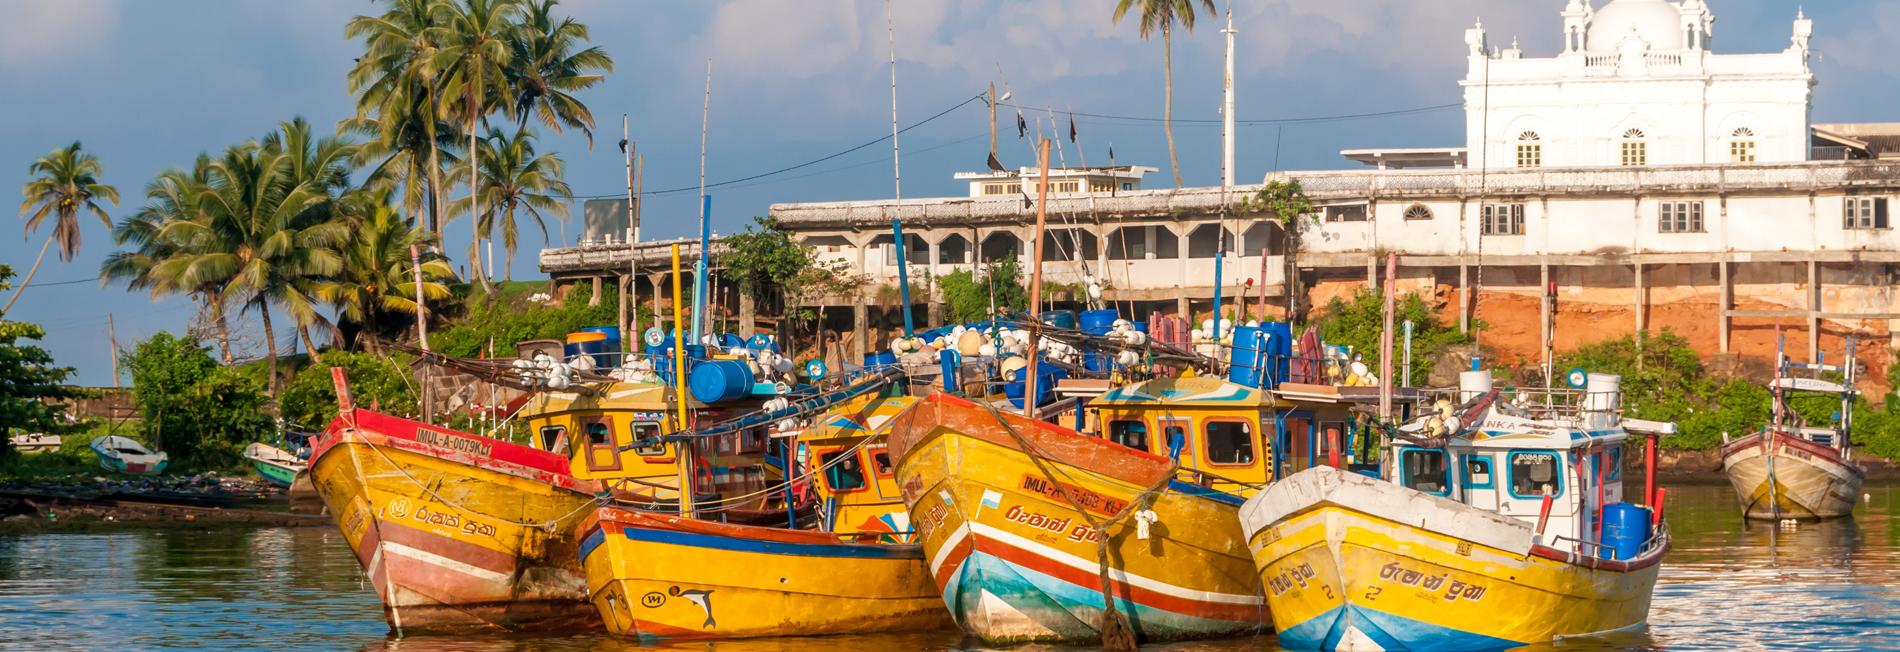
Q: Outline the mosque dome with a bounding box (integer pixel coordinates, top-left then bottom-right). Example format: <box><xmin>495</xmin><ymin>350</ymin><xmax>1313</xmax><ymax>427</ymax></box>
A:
<box><xmin>1586</xmin><ymin>0</ymin><xmax>1685</xmax><ymax>52</ymax></box>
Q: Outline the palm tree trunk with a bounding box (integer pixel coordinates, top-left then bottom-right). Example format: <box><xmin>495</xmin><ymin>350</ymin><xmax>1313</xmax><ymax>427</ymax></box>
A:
<box><xmin>299</xmin><ymin>324</ymin><xmax>323</xmax><ymax>365</ymax></box>
<box><xmin>212</xmin><ymin>296</ymin><xmax>235</xmax><ymax>365</ymax></box>
<box><xmin>260</xmin><ymin>302</ymin><xmax>281</xmax><ymax>402</ymax></box>
<box><xmin>469</xmin><ymin>90</ymin><xmax>492</xmax><ymax>294</ymax></box>
<box><xmin>427</xmin><ymin>96</ymin><xmax>446</xmax><ymax>237</ymax></box>
<box><xmin>1164</xmin><ymin>23</ymin><xmax>1182</xmax><ymax>188</ymax></box>
<box><xmin>0</xmin><ymin>235</ymin><xmax>55</xmax><ymax>318</ymax></box>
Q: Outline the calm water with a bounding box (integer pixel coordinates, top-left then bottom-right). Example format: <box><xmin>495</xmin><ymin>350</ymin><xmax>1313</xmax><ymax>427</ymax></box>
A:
<box><xmin>1</xmin><ymin>484</ymin><xmax>1896</xmax><ymax>651</ymax></box>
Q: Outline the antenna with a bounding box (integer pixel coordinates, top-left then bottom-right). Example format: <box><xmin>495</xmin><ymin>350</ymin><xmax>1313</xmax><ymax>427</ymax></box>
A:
<box><xmin>693</xmin><ymin>58</ymin><xmax>713</xmax><ymax>342</ymax></box>
<box><xmin>887</xmin><ymin>0</ymin><xmax>901</xmax><ymax>201</ymax></box>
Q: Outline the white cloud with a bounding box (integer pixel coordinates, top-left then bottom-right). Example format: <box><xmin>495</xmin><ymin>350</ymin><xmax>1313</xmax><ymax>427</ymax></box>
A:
<box><xmin>0</xmin><ymin>0</ymin><xmax>121</xmax><ymax>71</ymax></box>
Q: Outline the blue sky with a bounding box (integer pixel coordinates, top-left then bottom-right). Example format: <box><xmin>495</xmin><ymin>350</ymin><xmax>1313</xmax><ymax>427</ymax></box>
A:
<box><xmin>2</xmin><ymin>0</ymin><xmax>1896</xmax><ymax>385</ymax></box>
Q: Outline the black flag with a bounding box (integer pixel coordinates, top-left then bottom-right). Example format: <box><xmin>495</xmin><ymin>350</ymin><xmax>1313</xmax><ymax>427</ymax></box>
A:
<box><xmin>1021</xmin><ymin>192</ymin><xmax>1033</xmax><ymax>209</ymax></box>
<box><xmin>986</xmin><ymin>152</ymin><xmax>1006</xmax><ymax>172</ymax></box>
<box><xmin>1016</xmin><ymin>112</ymin><xmax>1027</xmax><ymax>138</ymax></box>
<box><xmin>1068</xmin><ymin>113</ymin><xmax>1078</xmax><ymax>144</ymax></box>
<box><xmin>1108</xmin><ymin>143</ymin><xmax>1115</xmax><ymax>162</ymax></box>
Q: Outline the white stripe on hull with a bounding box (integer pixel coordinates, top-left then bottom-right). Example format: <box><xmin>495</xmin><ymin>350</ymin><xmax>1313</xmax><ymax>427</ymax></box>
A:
<box><xmin>1721</xmin><ymin>445</ymin><xmax>1862</xmax><ymax>520</ymax></box>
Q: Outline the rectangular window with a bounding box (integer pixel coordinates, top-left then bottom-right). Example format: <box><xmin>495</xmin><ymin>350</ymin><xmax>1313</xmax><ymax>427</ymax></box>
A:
<box><xmin>1204</xmin><ymin>420</ymin><xmax>1255</xmax><ymax>466</ymax></box>
<box><xmin>1516</xmin><ymin>143</ymin><xmax>1542</xmax><ymax>168</ymax></box>
<box><xmin>1508</xmin><ymin>451</ymin><xmax>1563</xmax><ymax>499</ymax></box>
<box><xmin>820</xmin><ymin>451</ymin><xmax>866</xmax><ymax>492</ymax></box>
<box><xmin>1401</xmin><ymin>448</ymin><xmax>1450</xmax><ymax>496</ymax></box>
<box><xmin>869</xmin><ymin>447</ymin><xmax>894</xmax><ymax>477</ymax></box>
<box><xmin>582</xmin><ymin>419</ymin><xmax>620</xmax><ymax>472</ymax></box>
<box><xmin>1462</xmin><ymin>454</ymin><xmax>1494</xmax><ymax>489</ymax></box>
<box><xmin>628</xmin><ymin>421</ymin><xmax>666</xmax><ymax>457</ymax></box>
<box><xmin>584</xmin><ymin>421</ymin><xmax>612</xmax><ymax>446</ymax></box>
<box><xmin>538</xmin><ymin>426</ymin><xmax>567</xmax><ymax>452</ymax></box>
<box><xmin>1658</xmin><ymin>201</ymin><xmax>1705</xmax><ymax>233</ymax></box>
<box><xmin>1481</xmin><ymin>204</ymin><xmax>1525</xmax><ymax>235</ymax></box>
<box><xmin>1621</xmin><ymin>141</ymin><xmax>1647</xmax><ymax>166</ymax></box>
<box><xmin>982</xmin><ymin>182</ymin><xmax>1021</xmax><ymax>196</ymax></box>
<box><xmin>1108</xmin><ymin>420</ymin><xmax>1149</xmax><ymax>452</ymax></box>
<box><xmin>1845</xmin><ymin>197</ymin><xmax>1890</xmax><ymax>230</ymax></box>
<box><xmin>1324</xmin><ymin>204</ymin><xmax>1368</xmax><ymax>223</ymax></box>
<box><xmin>1730</xmin><ymin>140</ymin><xmax>1756</xmax><ymax>163</ymax></box>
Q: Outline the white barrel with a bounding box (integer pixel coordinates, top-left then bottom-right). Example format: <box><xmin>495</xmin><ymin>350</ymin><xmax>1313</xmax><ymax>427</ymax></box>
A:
<box><xmin>1583</xmin><ymin>373</ymin><xmax>1621</xmax><ymax>412</ymax></box>
<box><xmin>1459</xmin><ymin>370</ymin><xmax>1493</xmax><ymax>401</ymax></box>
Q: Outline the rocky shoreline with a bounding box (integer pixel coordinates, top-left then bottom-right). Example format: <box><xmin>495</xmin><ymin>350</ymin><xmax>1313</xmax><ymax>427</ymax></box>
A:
<box><xmin>0</xmin><ymin>476</ymin><xmax>328</xmax><ymax>534</ymax></box>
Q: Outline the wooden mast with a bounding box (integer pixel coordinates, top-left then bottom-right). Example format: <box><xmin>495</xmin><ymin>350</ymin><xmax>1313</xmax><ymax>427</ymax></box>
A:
<box><xmin>1022</xmin><ymin>138</ymin><xmax>1052</xmax><ymax>418</ymax></box>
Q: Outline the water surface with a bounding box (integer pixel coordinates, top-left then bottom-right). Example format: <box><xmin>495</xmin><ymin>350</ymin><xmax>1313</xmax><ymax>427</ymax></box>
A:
<box><xmin>1</xmin><ymin>484</ymin><xmax>1894</xmax><ymax>651</ymax></box>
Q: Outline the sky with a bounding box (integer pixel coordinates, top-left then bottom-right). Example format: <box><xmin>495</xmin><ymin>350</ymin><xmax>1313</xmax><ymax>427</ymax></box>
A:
<box><xmin>3</xmin><ymin>0</ymin><xmax>1897</xmax><ymax>386</ymax></box>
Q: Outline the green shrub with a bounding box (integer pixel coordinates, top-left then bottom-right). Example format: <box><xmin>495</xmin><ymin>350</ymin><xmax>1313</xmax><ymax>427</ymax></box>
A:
<box><xmin>431</xmin><ymin>282</ymin><xmax>618</xmax><ymax>358</ymax></box>
<box><xmin>280</xmin><ymin>350</ymin><xmax>418</xmax><ymax>428</ymax></box>
<box><xmin>940</xmin><ymin>258</ymin><xmax>1028</xmax><ymax>324</ymax></box>
<box><xmin>123</xmin><ymin>332</ymin><xmax>272</xmax><ymax>472</ymax></box>
<box><xmin>1312</xmin><ymin>289</ymin><xmax>1469</xmax><ymax>386</ymax></box>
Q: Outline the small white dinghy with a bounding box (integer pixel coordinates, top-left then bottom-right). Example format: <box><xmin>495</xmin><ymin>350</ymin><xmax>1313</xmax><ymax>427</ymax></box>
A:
<box><xmin>90</xmin><ymin>436</ymin><xmax>170</xmax><ymax>475</ymax></box>
<box><xmin>9</xmin><ymin>433</ymin><xmax>61</xmax><ymax>454</ymax></box>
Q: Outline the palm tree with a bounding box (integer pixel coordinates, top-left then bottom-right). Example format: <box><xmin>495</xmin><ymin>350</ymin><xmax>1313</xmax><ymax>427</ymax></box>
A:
<box><xmin>347</xmin><ymin>0</ymin><xmax>451</xmax><ymax>234</ymax></box>
<box><xmin>342</xmin><ymin>96</ymin><xmax>461</xmax><ymax>232</ymax></box>
<box><xmin>430</xmin><ymin>0</ymin><xmax>524</xmax><ymax>292</ymax></box>
<box><xmin>318</xmin><ymin>195</ymin><xmax>453</xmax><ymax>352</ymax></box>
<box><xmin>6</xmin><ymin>142</ymin><xmax>120</xmax><ymax>318</ymax></box>
<box><xmin>100</xmin><ymin>155</ymin><xmax>241</xmax><ymax>364</ymax></box>
<box><xmin>1112</xmin><ymin>0</ymin><xmax>1215</xmax><ymax>188</ymax></box>
<box><xmin>507</xmin><ymin>0</ymin><xmax>613</xmax><ymax>145</ymax></box>
<box><xmin>157</xmin><ymin>140</ymin><xmax>345</xmax><ymax>398</ymax></box>
<box><xmin>263</xmin><ymin>118</ymin><xmax>358</xmax><ymax>358</ymax></box>
<box><xmin>449</xmin><ymin>127</ymin><xmax>570</xmax><ymax>281</ymax></box>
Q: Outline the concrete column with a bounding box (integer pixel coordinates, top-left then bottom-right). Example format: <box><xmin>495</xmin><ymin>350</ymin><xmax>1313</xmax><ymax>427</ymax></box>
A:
<box><xmin>1540</xmin><ymin>263</ymin><xmax>1552</xmax><ymax>363</ymax></box>
<box><xmin>1459</xmin><ymin>264</ymin><xmax>1470</xmax><ymax>333</ymax></box>
<box><xmin>927</xmin><ymin>299</ymin><xmax>943</xmax><ymax>328</ymax></box>
<box><xmin>618</xmin><ymin>274</ymin><xmax>631</xmax><ymax>349</ymax></box>
<box><xmin>853</xmin><ymin>303</ymin><xmax>870</xmax><ymax>363</ymax></box>
<box><xmin>1177</xmin><ymin>295</ymin><xmax>1191</xmax><ymax>320</ymax></box>
<box><xmin>738</xmin><ymin>291</ymin><xmax>756</xmax><ymax>338</ymax></box>
<box><xmin>590</xmin><ymin>276</ymin><xmax>603</xmax><ymax>306</ymax></box>
<box><xmin>1633</xmin><ymin>263</ymin><xmax>1646</xmax><ymax>339</ymax></box>
<box><xmin>649</xmin><ymin>273</ymin><xmax>668</xmax><ymax>328</ymax></box>
<box><xmin>1718</xmin><ymin>260</ymin><xmax>1731</xmax><ymax>353</ymax></box>
<box><xmin>1366</xmin><ymin>257</ymin><xmax>1378</xmax><ymax>289</ymax></box>
<box><xmin>1809</xmin><ymin>259</ymin><xmax>1821</xmax><ymax>362</ymax></box>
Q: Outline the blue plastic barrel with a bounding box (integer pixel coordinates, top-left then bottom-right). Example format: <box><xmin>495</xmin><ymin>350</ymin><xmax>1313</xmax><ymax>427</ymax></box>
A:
<box><xmin>684</xmin><ymin>344</ymin><xmax>708</xmax><ymax>360</ymax></box>
<box><xmin>581</xmin><ymin>326</ymin><xmax>621</xmax><ymax>341</ymax></box>
<box><xmin>688</xmin><ymin>359</ymin><xmax>755</xmax><ymax>403</ymax></box>
<box><xmin>1084</xmin><ymin>350</ymin><xmax>1110</xmax><ymax>373</ymax></box>
<box><xmin>1079</xmin><ymin>309</ymin><xmax>1118</xmax><ymax>335</ymax></box>
<box><xmin>1259</xmin><ymin>322</ymin><xmax>1294</xmax><ymax>388</ymax></box>
<box><xmin>1132</xmin><ymin>321</ymin><xmax>1149</xmax><ymax>333</ymax></box>
<box><xmin>940</xmin><ymin>349</ymin><xmax>962</xmax><ymax>394</ymax></box>
<box><xmin>1228</xmin><ymin>325</ymin><xmax>1267</xmax><ymax>387</ymax></box>
<box><xmin>1005</xmin><ymin>363</ymin><xmax>1069</xmax><ymax>409</ymax></box>
<box><xmin>1042</xmin><ymin>310</ymin><xmax>1078</xmax><ymax>330</ymax></box>
<box><xmin>864</xmin><ymin>351</ymin><xmax>898</xmax><ymax>368</ymax></box>
<box><xmin>719</xmin><ymin>333</ymin><xmax>746</xmax><ymax>350</ymax></box>
<box><xmin>1600</xmin><ymin>503</ymin><xmax>1652</xmax><ymax>560</ymax></box>
<box><xmin>746</xmin><ymin>333</ymin><xmax>777</xmax><ymax>352</ymax></box>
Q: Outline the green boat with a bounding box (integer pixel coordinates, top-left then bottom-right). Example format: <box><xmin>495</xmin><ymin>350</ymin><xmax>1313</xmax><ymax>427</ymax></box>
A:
<box><xmin>243</xmin><ymin>442</ymin><xmax>306</xmax><ymax>488</ymax></box>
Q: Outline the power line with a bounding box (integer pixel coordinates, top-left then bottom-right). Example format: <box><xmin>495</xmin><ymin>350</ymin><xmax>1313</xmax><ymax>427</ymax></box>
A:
<box><xmin>24</xmin><ymin>277</ymin><xmax>101</xmax><ymax>288</ymax></box>
<box><xmin>574</xmin><ymin>94</ymin><xmax>985</xmax><ymax>200</ymax></box>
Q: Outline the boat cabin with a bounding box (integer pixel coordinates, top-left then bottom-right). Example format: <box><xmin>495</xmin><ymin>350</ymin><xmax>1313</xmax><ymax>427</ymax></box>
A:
<box><xmin>1391</xmin><ymin>382</ymin><xmax>1633</xmax><ymax>554</ymax></box>
<box><xmin>1088</xmin><ymin>375</ymin><xmax>1374</xmax><ymax>495</ymax></box>
<box><xmin>782</xmin><ymin>395</ymin><xmax>917</xmax><ymax>540</ymax></box>
<box><xmin>517</xmin><ymin>382</ymin><xmax>777</xmax><ymax>502</ymax></box>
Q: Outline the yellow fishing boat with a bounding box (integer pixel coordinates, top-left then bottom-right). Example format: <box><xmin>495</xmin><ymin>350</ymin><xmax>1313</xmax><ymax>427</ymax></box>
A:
<box><xmin>1721</xmin><ymin>341</ymin><xmax>1865</xmax><ymax>520</ymax></box>
<box><xmin>1241</xmin><ymin>372</ymin><xmax>1673</xmax><ymax>650</ymax></box>
<box><xmin>578</xmin><ymin>392</ymin><xmax>953</xmax><ymax>640</ymax></box>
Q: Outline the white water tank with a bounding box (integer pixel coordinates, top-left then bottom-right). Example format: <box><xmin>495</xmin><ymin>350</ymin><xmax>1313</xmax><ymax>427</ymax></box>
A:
<box><xmin>1459</xmin><ymin>370</ymin><xmax>1492</xmax><ymax>402</ymax></box>
<box><xmin>1583</xmin><ymin>373</ymin><xmax>1622</xmax><ymax>412</ymax></box>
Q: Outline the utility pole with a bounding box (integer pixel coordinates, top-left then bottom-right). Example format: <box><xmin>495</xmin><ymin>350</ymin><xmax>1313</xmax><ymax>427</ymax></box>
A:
<box><xmin>1221</xmin><ymin>0</ymin><xmax>1237</xmax><ymax>189</ymax></box>
<box><xmin>623</xmin><ymin>113</ymin><xmax>639</xmax><ymax>347</ymax></box>
<box><xmin>107</xmin><ymin>313</ymin><xmax>120</xmax><ymax>388</ymax></box>
<box><xmin>988</xmin><ymin>81</ymin><xmax>998</xmax><ymax>161</ymax></box>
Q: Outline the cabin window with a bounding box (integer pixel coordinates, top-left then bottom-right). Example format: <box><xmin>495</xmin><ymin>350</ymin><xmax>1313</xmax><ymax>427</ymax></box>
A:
<box><xmin>1603</xmin><ymin>447</ymin><xmax>1622</xmax><ymax>482</ymax></box>
<box><xmin>1462</xmin><ymin>454</ymin><xmax>1494</xmax><ymax>489</ymax></box>
<box><xmin>870</xmin><ymin>447</ymin><xmax>894</xmax><ymax>477</ymax></box>
<box><xmin>1509</xmin><ymin>451</ymin><xmax>1564</xmax><ymax>499</ymax></box>
<box><xmin>1400</xmin><ymin>448</ymin><xmax>1450</xmax><ymax>496</ymax></box>
<box><xmin>628</xmin><ymin>421</ymin><xmax>665</xmax><ymax>457</ymax></box>
<box><xmin>1163</xmin><ymin>422</ymin><xmax>1188</xmax><ymax>459</ymax></box>
<box><xmin>1109</xmin><ymin>420</ymin><xmax>1149</xmax><ymax>452</ymax></box>
<box><xmin>1204</xmin><ymin>420</ymin><xmax>1255</xmax><ymax>466</ymax></box>
<box><xmin>584</xmin><ymin>421</ymin><xmax>612</xmax><ymax>446</ymax></box>
<box><xmin>821</xmin><ymin>451</ymin><xmax>867</xmax><ymax>492</ymax></box>
<box><xmin>538</xmin><ymin>426</ymin><xmax>567</xmax><ymax>452</ymax></box>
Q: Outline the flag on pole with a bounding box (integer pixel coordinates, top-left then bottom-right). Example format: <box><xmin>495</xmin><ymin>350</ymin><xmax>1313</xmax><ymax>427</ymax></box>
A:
<box><xmin>1016</xmin><ymin>112</ymin><xmax>1027</xmax><ymax>138</ymax></box>
<box><xmin>1068</xmin><ymin>113</ymin><xmax>1078</xmax><ymax>144</ymax></box>
<box><xmin>987</xmin><ymin>152</ymin><xmax>1006</xmax><ymax>172</ymax></box>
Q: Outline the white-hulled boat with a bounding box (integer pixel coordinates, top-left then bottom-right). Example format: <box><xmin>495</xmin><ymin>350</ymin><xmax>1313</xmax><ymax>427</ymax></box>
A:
<box><xmin>9</xmin><ymin>433</ymin><xmax>61</xmax><ymax>454</ymax></box>
<box><xmin>1240</xmin><ymin>371</ymin><xmax>1674</xmax><ymax>651</ymax></box>
<box><xmin>90</xmin><ymin>435</ymin><xmax>169</xmax><ymax>475</ymax></box>
<box><xmin>1721</xmin><ymin>340</ymin><xmax>1865</xmax><ymax>520</ymax></box>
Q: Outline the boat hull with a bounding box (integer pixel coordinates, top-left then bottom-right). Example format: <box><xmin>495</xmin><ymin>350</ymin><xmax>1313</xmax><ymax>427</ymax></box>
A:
<box><xmin>578</xmin><ymin>507</ymin><xmax>950</xmax><ymax>640</ymax></box>
<box><xmin>309</xmin><ymin>410</ymin><xmax>599</xmax><ymax>633</ymax></box>
<box><xmin>890</xmin><ymin>393</ymin><xmax>1266</xmax><ymax>645</ymax></box>
<box><xmin>1720</xmin><ymin>433</ymin><xmax>1864</xmax><ymax>520</ymax></box>
<box><xmin>252</xmin><ymin>459</ymin><xmax>302</xmax><ymax>488</ymax></box>
<box><xmin>1242</xmin><ymin>467</ymin><xmax>1662</xmax><ymax>651</ymax></box>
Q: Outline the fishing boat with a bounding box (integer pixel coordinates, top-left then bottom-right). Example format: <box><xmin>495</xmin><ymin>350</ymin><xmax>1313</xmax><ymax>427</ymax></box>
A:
<box><xmin>10</xmin><ymin>432</ymin><xmax>60</xmax><ymax>454</ymax></box>
<box><xmin>243</xmin><ymin>442</ymin><xmax>306</xmax><ymax>488</ymax></box>
<box><xmin>578</xmin><ymin>375</ymin><xmax>957</xmax><ymax>640</ymax></box>
<box><xmin>887</xmin><ymin>389</ymin><xmax>1270</xmax><ymax>645</ymax></box>
<box><xmin>1720</xmin><ymin>340</ymin><xmax>1865</xmax><ymax>520</ymax></box>
<box><xmin>90</xmin><ymin>436</ymin><xmax>169</xmax><ymax>475</ymax></box>
<box><xmin>1240</xmin><ymin>371</ymin><xmax>1673</xmax><ymax>651</ymax></box>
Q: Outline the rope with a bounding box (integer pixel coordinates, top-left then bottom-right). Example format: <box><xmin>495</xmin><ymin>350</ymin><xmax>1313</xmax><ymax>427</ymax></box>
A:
<box><xmin>973</xmin><ymin>399</ymin><xmax>1175</xmax><ymax>651</ymax></box>
<box><xmin>359</xmin><ymin>432</ymin><xmax>594</xmax><ymax>533</ymax></box>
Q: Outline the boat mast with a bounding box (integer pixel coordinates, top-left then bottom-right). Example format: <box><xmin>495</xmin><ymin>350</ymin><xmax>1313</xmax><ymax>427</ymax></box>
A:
<box><xmin>887</xmin><ymin>0</ymin><xmax>914</xmax><ymax>339</ymax></box>
<box><xmin>1212</xmin><ymin>0</ymin><xmax>1234</xmax><ymax>343</ymax></box>
<box><xmin>692</xmin><ymin>59</ymin><xmax>713</xmax><ymax>344</ymax></box>
<box><xmin>671</xmin><ymin>243</ymin><xmax>695</xmax><ymax>516</ymax></box>
<box><xmin>1022</xmin><ymin>138</ymin><xmax>1052</xmax><ymax>418</ymax></box>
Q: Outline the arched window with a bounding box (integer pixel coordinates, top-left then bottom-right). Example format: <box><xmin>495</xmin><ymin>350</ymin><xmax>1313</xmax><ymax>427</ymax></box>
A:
<box><xmin>1515</xmin><ymin>131</ymin><xmax>1542</xmax><ymax>168</ymax></box>
<box><xmin>1620</xmin><ymin>129</ymin><xmax>1647</xmax><ymax>166</ymax></box>
<box><xmin>1730</xmin><ymin>127</ymin><xmax>1756</xmax><ymax>163</ymax></box>
<box><xmin>1404</xmin><ymin>204</ymin><xmax>1434</xmax><ymax>221</ymax></box>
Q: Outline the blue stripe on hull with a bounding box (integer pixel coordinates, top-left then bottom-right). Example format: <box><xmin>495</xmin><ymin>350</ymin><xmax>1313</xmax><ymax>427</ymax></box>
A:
<box><xmin>944</xmin><ymin>549</ymin><xmax>1259</xmax><ymax>643</ymax></box>
<box><xmin>1276</xmin><ymin>603</ymin><xmax>1521</xmax><ymax>651</ymax></box>
<box><xmin>613</xmin><ymin>525</ymin><xmax>925</xmax><ymax>559</ymax></box>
